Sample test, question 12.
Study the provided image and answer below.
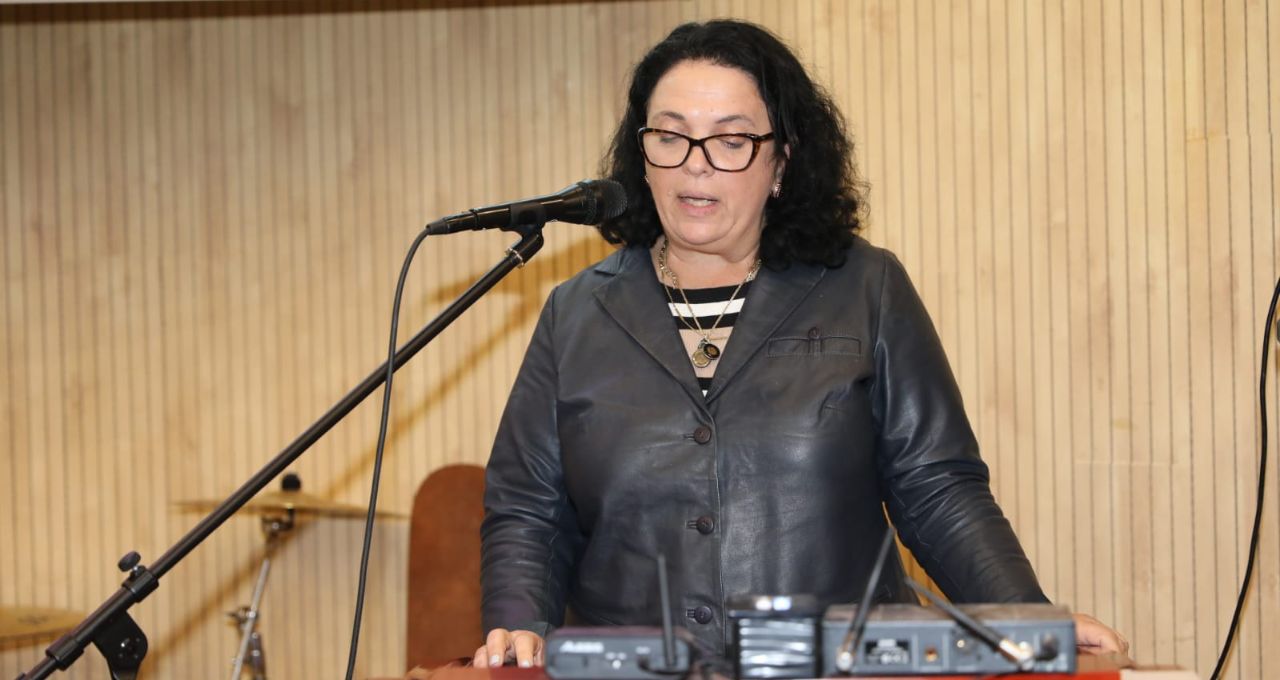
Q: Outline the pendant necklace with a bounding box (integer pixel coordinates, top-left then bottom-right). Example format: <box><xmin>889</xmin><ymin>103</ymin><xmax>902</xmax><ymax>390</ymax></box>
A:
<box><xmin>657</xmin><ymin>238</ymin><xmax>762</xmax><ymax>369</ymax></box>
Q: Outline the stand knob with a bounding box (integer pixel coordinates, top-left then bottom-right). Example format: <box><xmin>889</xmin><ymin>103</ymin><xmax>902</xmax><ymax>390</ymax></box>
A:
<box><xmin>117</xmin><ymin>552</ymin><xmax>141</xmax><ymax>573</ymax></box>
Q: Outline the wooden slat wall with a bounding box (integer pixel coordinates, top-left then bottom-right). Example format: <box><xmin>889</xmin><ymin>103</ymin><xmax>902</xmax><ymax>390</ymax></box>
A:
<box><xmin>1</xmin><ymin>1</ymin><xmax>1276</xmax><ymax>678</ymax></box>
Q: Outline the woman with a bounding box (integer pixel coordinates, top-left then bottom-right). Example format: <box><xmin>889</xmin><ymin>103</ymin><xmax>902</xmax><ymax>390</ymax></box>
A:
<box><xmin>474</xmin><ymin>19</ymin><xmax>1127</xmax><ymax>668</ymax></box>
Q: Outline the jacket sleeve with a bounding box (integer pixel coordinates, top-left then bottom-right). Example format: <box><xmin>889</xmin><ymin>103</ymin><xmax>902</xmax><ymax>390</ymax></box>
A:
<box><xmin>869</xmin><ymin>251</ymin><xmax>1049</xmax><ymax>604</ymax></box>
<box><xmin>480</xmin><ymin>290</ymin><xmax>584</xmax><ymax>636</ymax></box>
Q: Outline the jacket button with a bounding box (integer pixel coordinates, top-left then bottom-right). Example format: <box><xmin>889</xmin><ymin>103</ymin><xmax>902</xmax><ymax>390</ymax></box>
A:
<box><xmin>695</xmin><ymin>516</ymin><xmax>715</xmax><ymax>534</ymax></box>
<box><xmin>688</xmin><ymin>606</ymin><xmax>713</xmax><ymax>624</ymax></box>
<box><xmin>807</xmin><ymin>326</ymin><xmax>821</xmax><ymax>339</ymax></box>
<box><xmin>692</xmin><ymin>426</ymin><xmax>712</xmax><ymax>444</ymax></box>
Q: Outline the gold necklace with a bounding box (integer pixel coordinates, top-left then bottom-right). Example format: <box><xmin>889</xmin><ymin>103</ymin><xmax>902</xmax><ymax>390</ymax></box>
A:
<box><xmin>657</xmin><ymin>239</ymin><xmax>761</xmax><ymax>368</ymax></box>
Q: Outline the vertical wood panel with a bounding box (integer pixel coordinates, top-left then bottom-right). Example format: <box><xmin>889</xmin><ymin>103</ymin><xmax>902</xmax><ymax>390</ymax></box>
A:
<box><xmin>0</xmin><ymin>2</ymin><xmax>19</xmax><ymax>623</ymax></box>
<box><xmin>2</xmin><ymin>2</ymin><xmax>1276</xmax><ymax>678</ymax></box>
<box><xmin>1025</xmin><ymin>0</ymin><xmax>1056</xmax><ymax>595</ymax></box>
<box><xmin>1142</xmin><ymin>0</ymin><xmax>1175</xmax><ymax>665</ymax></box>
<box><xmin>1005</xmin><ymin>0</ymin><xmax>1033</xmax><ymax>552</ymax></box>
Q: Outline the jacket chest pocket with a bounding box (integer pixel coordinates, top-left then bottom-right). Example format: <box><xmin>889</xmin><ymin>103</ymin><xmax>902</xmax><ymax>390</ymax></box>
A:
<box><xmin>767</xmin><ymin>331</ymin><xmax>862</xmax><ymax>357</ymax></box>
<box><xmin>752</xmin><ymin>331</ymin><xmax>873</xmax><ymax>423</ymax></box>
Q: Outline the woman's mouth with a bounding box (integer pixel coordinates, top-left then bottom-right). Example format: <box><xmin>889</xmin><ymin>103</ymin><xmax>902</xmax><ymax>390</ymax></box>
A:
<box><xmin>680</xmin><ymin>195</ymin><xmax>718</xmax><ymax>207</ymax></box>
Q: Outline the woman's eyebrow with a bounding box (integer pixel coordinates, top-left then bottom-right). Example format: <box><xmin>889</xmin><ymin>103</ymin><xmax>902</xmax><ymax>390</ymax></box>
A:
<box><xmin>649</xmin><ymin>111</ymin><xmax>757</xmax><ymax>126</ymax></box>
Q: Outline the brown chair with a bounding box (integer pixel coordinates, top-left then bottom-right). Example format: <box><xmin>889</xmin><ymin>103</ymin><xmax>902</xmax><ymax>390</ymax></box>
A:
<box><xmin>405</xmin><ymin>463</ymin><xmax>486</xmax><ymax>671</ymax></box>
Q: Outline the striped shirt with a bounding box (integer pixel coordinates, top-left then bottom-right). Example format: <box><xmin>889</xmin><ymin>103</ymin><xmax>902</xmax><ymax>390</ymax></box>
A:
<box><xmin>663</xmin><ymin>281</ymin><xmax>753</xmax><ymax>395</ymax></box>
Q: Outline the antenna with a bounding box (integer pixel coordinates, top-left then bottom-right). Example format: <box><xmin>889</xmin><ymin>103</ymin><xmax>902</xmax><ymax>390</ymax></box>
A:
<box><xmin>836</xmin><ymin>526</ymin><xmax>897</xmax><ymax>672</ymax></box>
<box><xmin>905</xmin><ymin>579</ymin><xmax>1035</xmax><ymax>671</ymax></box>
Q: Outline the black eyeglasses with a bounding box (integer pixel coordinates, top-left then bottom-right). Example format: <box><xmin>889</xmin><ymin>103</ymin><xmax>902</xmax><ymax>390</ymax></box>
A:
<box><xmin>637</xmin><ymin>127</ymin><xmax>775</xmax><ymax>172</ymax></box>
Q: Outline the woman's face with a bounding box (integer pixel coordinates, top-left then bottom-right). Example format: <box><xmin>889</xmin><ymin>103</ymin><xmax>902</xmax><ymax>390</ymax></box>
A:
<box><xmin>643</xmin><ymin>60</ymin><xmax>784</xmax><ymax>259</ymax></box>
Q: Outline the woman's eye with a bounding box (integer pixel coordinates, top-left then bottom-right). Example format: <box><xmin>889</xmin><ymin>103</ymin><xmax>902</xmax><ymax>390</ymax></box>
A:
<box><xmin>717</xmin><ymin>136</ymin><xmax>748</xmax><ymax>150</ymax></box>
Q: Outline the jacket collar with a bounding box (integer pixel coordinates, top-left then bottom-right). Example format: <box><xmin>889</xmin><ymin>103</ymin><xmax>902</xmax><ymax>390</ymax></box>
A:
<box><xmin>591</xmin><ymin>245</ymin><xmax>826</xmax><ymax>405</ymax></box>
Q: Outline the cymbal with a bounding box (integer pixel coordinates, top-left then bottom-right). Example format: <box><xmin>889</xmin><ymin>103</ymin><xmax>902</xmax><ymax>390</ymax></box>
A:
<box><xmin>175</xmin><ymin>489</ymin><xmax>405</xmax><ymax>519</ymax></box>
<box><xmin>0</xmin><ymin>606</ymin><xmax>82</xmax><ymax>642</ymax></box>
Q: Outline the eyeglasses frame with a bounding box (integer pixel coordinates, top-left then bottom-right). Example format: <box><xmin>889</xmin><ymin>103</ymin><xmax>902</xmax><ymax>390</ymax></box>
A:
<box><xmin>636</xmin><ymin>127</ymin><xmax>776</xmax><ymax>173</ymax></box>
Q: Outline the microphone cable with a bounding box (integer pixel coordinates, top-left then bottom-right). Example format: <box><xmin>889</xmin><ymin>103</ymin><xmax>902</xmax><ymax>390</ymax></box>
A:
<box><xmin>342</xmin><ymin>226</ymin><xmax>432</xmax><ymax>680</ymax></box>
<box><xmin>1208</xmin><ymin>275</ymin><xmax>1279</xmax><ymax>680</ymax></box>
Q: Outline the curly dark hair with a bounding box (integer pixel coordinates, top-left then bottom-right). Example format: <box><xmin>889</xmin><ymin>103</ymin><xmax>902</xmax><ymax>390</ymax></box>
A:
<box><xmin>599</xmin><ymin>19</ymin><xmax>865</xmax><ymax>269</ymax></box>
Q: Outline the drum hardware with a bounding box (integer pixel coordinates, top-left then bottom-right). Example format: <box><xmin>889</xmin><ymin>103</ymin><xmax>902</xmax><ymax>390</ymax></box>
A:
<box><xmin>175</xmin><ymin>473</ymin><xmax>403</xmax><ymax>679</ymax></box>
<box><xmin>225</xmin><ymin>512</ymin><xmax>292</xmax><ymax>680</ymax></box>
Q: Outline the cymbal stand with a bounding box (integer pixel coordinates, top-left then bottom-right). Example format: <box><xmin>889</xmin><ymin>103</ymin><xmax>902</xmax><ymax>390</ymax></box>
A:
<box><xmin>229</xmin><ymin>513</ymin><xmax>293</xmax><ymax>680</ymax></box>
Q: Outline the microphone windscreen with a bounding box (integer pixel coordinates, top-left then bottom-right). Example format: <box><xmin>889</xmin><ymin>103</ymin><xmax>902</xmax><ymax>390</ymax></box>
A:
<box><xmin>586</xmin><ymin>179</ymin><xmax>628</xmax><ymax>222</ymax></box>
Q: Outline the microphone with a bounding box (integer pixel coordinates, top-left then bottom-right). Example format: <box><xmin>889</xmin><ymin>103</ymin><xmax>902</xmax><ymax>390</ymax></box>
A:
<box><xmin>425</xmin><ymin>179</ymin><xmax>627</xmax><ymax>235</ymax></box>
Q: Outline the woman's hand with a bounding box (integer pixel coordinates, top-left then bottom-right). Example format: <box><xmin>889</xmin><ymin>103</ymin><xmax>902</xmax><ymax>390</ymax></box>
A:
<box><xmin>1073</xmin><ymin>612</ymin><xmax>1130</xmax><ymax>656</ymax></box>
<box><xmin>472</xmin><ymin>628</ymin><xmax>546</xmax><ymax>668</ymax></box>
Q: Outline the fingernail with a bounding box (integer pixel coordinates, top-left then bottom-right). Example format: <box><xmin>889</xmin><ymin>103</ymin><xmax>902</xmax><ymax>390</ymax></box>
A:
<box><xmin>519</xmin><ymin>659</ymin><xmax>533</xmax><ymax>668</ymax></box>
<box><xmin>490</xmin><ymin>655</ymin><xmax>502</xmax><ymax>667</ymax></box>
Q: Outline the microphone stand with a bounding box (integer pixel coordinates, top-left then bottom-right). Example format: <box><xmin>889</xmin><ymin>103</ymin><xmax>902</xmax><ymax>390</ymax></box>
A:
<box><xmin>18</xmin><ymin>225</ymin><xmax>547</xmax><ymax>680</ymax></box>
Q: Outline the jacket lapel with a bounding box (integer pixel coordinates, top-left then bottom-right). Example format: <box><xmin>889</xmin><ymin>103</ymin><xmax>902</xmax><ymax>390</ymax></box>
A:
<box><xmin>702</xmin><ymin>261</ymin><xmax>826</xmax><ymax>403</ymax></box>
<box><xmin>592</xmin><ymin>247</ymin><xmax>707</xmax><ymax>406</ymax></box>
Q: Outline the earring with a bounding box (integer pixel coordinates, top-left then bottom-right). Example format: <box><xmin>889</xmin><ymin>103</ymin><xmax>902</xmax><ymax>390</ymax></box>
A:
<box><xmin>771</xmin><ymin>182</ymin><xmax>782</xmax><ymax>198</ymax></box>
<box><xmin>644</xmin><ymin>175</ymin><xmax>650</xmax><ymax>184</ymax></box>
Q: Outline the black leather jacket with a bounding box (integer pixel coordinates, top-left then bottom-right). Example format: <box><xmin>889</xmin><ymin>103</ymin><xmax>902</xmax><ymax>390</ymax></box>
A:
<box><xmin>480</xmin><ymin>238</ymin><xmax>1047</xmax><ymax>654</ymax></box>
